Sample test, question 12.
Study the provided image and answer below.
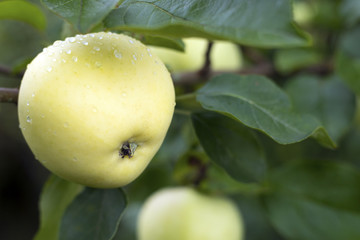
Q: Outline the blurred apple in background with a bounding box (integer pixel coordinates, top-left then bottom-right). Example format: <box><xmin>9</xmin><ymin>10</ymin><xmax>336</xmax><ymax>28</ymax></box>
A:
<box><xmin>150</xmin><ymin>38</ymin><xmax>243</xmax><ymax>72</ymax></box>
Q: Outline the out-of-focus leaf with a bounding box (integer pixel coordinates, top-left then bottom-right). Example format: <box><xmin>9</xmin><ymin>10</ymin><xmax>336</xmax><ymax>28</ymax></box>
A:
<box><xmin>0</xmin><ymin>0</ymin><xmax>46</xmax><ymax>31</ymax></box>
<box><xmin>34</xmin><ymin>174</ymin><xmax>83</xmax><ymax>240</ymax></box>
<box><xmin>141</xmin><ymin>36</ymin><xmax>184</xmax><ymax>52</ymax></box>
<box><xmin>196</xmin><ymin>74</ymin><xmax>335</xmax><ymax>148</ymax></box>
<box><xmin>275</xmin><ymin>48</ymin><xmax>322</xmax><ymax>74</ymax></box>
<box><xmin>265</xmin><ymin>160</ymin><xmax>360</xmax><ymax>240</ymax></box>
<box><xmin>286</xmin><ymin>74</ymin><xmax>356</xmax><ymax>142</ymax></box>
<box><xmin>41</xmin><ymin>0</ymin><xmax>118</xmax><ymax>33</ymax></box>
<box><xmin>59</xmin><ymin>188</ymin><xmax>127</xmax><ymax>240</ymax></box>
<box><xmin>336</xmin><ymin>26</ymin><xmax>360</xmax><ymax>96</ymax></box>
<box><xmin>341</xmin><ymin>0</ymin><xmax>360</xmax><ymax>27</ymax></box>
<box><xmin>105</xmin><ymin>0</ymin><xmax>311</xmax><ymax>48</ymax></box>
<box><xmin>191</xmin><ymin>111</ymin><xmax>266</xmax><ymax>182</ymax></box>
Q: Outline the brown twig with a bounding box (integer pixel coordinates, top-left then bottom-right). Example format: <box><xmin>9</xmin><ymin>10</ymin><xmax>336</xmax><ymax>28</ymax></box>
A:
<box><xmin>198</xmin><ymin>41</ymin><xmax>214</xmax><ymax>78</ymax></box>
<box><xmin>0</xmin><ymin>88</ymin><xmax>18</xmax><ymax>104</ymax></box>
<box><xmin>0</xmin><ymin>64</ymin><xmax>24</xmax><ymax>78</ymax></box>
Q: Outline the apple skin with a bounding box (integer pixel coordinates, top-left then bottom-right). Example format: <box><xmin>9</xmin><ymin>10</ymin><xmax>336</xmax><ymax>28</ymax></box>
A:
<box><xmin>18</xmin><ymin>32</ymin><xmax>175</xmax><ymax>188</ymax></box>
<box><xmin>137</xmin><ymin>187</ymin><xmax>244</xmax><ymax>240</ymax></box>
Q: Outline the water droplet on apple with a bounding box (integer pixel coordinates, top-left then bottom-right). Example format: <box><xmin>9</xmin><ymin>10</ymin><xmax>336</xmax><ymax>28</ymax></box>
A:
<box><xmin>72</xmin><ymin>56</ymin><xmax>78</xmax><ymax>62</ymax></box>
<box><xmin>40</xmin><ymin>114</ymin><xmax>45</xmax><ymax>118</ymax></box>
<box><xmin>26</xmin><ymin>101</ymin><xmax>30</xmax><ymax>106</ymax></box>
<box><xmin>26</xmin><ymin>116</ymin><xmax>32</xmax><ymax>123</ymax></box>
<box><xmin>89</xmin><ymin>34</ymin><xmax>95</xmax><ymax>38</ymax></box>
<box><xmin>129</xmin><ymin>39</ymin><xmax>134</xmax><ymax>44</ymax></box>
<box><xmin>31</xmin><ymin>93</ymin><xmax>35</xmax><ymax>97</ymax></box>
<box><xmin>94</xmin><ymin>46</ymin><xmax>100</xmax><ymax>51</ymax></box>
<box><xmin>47</xmin><ymin>67</ymin><xmax>52</xmax><ymax>72</ymax></box>
<box><xmin>82</xmin><ymin>41</ymin><xmax>89</xmax><ymax>46</ymax></box>
<box><xmin>66</xmin><ymin>49</ymin><xmax>72</xmax><ymax>54</ymax></box>
<box><xmin>147</xmin><ymin>48</ymin><xmax>152</xmax><ymax>57</ymax></box>
<box><xmin>133</xmin><ymin>54</ymin><xmax>137</xmax><ymax>61</ymax></box>
<box><xmin>92</xmin><ymin>107</ymin><xmax>97</xmax><ymax>113</ymax></box>
<box><xmin>122</xmin><ymin>92</ymin><xmax>127</xmax><ymax>97</ymax></box>
<box><xmin>95</xmin><ymin>61</ymin><xmax>102</xmax><ymax>67</ymax></box>
<box><xmin>68</xmin><ymin>37</ymin><xmax>76</xmax><ymax>43</ymax></box>
<box><xmin>114</xmin><ymin>50</ymin><xmax>122</xmax><ymax>59</ymax></box>
<box><xmin>98</xmin><ymin>36</ymin><xmax>103</xmax><ymax>40</ymax></box>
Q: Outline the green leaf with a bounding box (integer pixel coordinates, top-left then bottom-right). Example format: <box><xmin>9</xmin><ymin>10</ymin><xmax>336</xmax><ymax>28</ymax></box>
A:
<box><xmin>191</xmin><ymin>111</ymin><xmax>266</xmax><ymax>182</ymax></box>
<box><xmin>141</xmin><ymin>36</ymin><xmax>184</xmax><ymax>52</ymax></box>
<box><xmin>104</xmin><ymin>0</ymin><xmax>311</xmax><ymax>48</ymax></box>
<box><xmin>59</xmin><ymin>188</ymin><xmax>127</xmax><ymax>240</ymax></box>
<box><xmin>275</xmin><ymin>48</ymin><xmax>322</xmax><ymax>74</ymax></box>
<box><xmin>41</xmin><ymin>0</ymin><xmax>118</xmax><ymax>33</ymax></box>
<box><xmin>285</xmin><ymin>74</ymin><xmax>356</xmax><ymax>143</ymax></box>
<box><xmin>34</xmin><ymin>174</ymin><xmax>83</xmax><ymax>240</ymax></box>
<box><xmin>265</xmin><ymin>160</ymin><xmax>360</xmax><ymax>240</ymax></box>
<box><xmin>196</xmin><ymin>74</ymin><xmax>335</xmax><ymax>148</ymax></box>
<box><xmin>341</xmin><ymin>0</ymin><xmax>360</xmax><ymax>27</ymax></box>
<box><xmin>0</xmin><ymin>0</ymin><xmax>46</xmax><ymax>31</ymax></box>
<box><xmin>336</xmin><ymin>26</ymin><xmax>360</xmax><ymax>95</ymax></box>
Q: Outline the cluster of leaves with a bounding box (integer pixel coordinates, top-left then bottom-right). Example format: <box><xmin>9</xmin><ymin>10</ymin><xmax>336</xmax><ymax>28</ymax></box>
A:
<box><xmin>2</xmin><ymin>0</ymin><xmax>360</xmax><ymax>240</ymax></box>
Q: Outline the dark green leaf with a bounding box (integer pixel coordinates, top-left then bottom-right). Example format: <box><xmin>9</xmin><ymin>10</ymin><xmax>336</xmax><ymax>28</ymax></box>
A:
<box><xmin>286</xmin><ymin>74</ymin><xmax>356</xmax><ymax>142</ymax></box>
<box><xmin>34</xmin><ymin>175</ymin><xmax>83</xmax><ymax>240</ymax></box>
<box><xmin>141</xmin><ymin>36</ymin><xmax>184</xmax><ymax>52</ymax></box>
<box><xmin>104</xmin><ymin>0</ymin><xmax>311</xmax><ymax>48</ymax></box>
<box><xmin>196</xmin><ymin>74</ymin><xmax>335</xmax><ymax>148</ymax></box>
<box><xmin>275</xmin><ymin>48</ymin><xmax>322</xmax><ymax>74</ymax></box>
<box><xmin>336</xmin><ymin>26</ymin><xmax>360</xmax><ymax>95</ymax></box>
<box><xmin>341</xmin><ymin>0</ymin><xmax>360</xmax><ymax>27</ymax></box>
<box><xmin>265</xmin><ymin>160</ymin><xmax>360</xmax><ymax>240</ymax></box>
<box><xmin>192</xmin><ymin>111</ymin><xmax>266</xmax><ymax>182</ymax></box>
<box><xmin>0</xmin><ymin>0</ymin><xmax>46</xmax><ymax>31</ymax></box>
<box><xmin>41</xmin><ymin>0</ymin><xmax>118</xmax><ymax>33</ymax></box>
<box><xmin>59</xmin><ymin>188</ymin><xmax>127</xmax><ymax>240</ymax></box>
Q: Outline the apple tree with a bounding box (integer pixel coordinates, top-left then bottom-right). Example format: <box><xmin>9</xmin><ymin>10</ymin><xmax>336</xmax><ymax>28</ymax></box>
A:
<box><xmin>1</xmin><ymin>0</ymin><xmax>360</xmax><ymax>240</ymax></box>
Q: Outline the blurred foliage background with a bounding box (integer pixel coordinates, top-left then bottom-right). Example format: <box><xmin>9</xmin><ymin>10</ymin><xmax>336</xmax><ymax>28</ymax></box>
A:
<box><xmin>1</xmin><ymin>0</ymin><xmax>360</xmax><ymax>239</ymax></box>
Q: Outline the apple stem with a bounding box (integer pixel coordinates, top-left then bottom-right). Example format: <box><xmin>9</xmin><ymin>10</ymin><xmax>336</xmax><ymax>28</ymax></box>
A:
<box><xmin>119</xmin><ymin>141</ymin><xmax>138</xmax><ymax>158</ymax></box>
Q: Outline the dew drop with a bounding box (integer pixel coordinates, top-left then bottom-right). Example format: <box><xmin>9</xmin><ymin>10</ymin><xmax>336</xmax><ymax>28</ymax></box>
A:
<box><xmin>85</xmin><ymin>84</ymin><xmax>90</xmax><ymax>89</ymax></box>
<box><xmin>26</xmin><ymin>116</ymin><xmax>32</xmax><ymax>123</ymax></box>
<box><xmin>47</xmin><ymin>67</ymin><xmax>52</xmax><ymax>72</ymax></box>
<box><xmin>133</xmin><ymin>54</ymin><xmax>137</xmax><ymax>61</ymax></box>
<box><xmin>114</xmin><ymin>50</ymin><xmax>122</xmax><ymax>59</ymax></box>
<box><xmin>26</xmin><ymin>101</ymin><xmax>30</xmax><ymax>106</ymax></box>
<box><xmin>72</xmin><ymin>56</ymin><xmax>78</xmax><ymax>62</ymax></box>
<box><xmin>40</xmin><ymin>114</ymin><xmax>45</xmax><ymax>118</ymax></box>
<box><xmin>129</xmin><ymin>39</ymin><xmax>134</xmax><ymax>44</ymax></box>
<box><xmin>122</xmin><ymin>92</ymin><xmax>127</xmax><ymax>97</ymax></box>
<box><xmin>131</xmin><ymin>60</ymin><xmax>135</xmax><ymax>65</ymax></box>
<box><xmin>95</xmin><ymin>61</ymin><xmax>102</xmax><ymax>67</ymax></box>
<box><xmin>92</xmin><ymin>107</ymin><xmax>97</xmax><ymax>113</ymax></box>
<box><xmin>66</xmin><ymin>49</ymin><xmax>72</xmax><ymax>54</ymax></box>
<box><xmin>62</xmin><ymin>59</ymin><xmax>67</xmax><ymax>63</ymax></box>
<box><xmin>89</xmin><ymin>33</ymin><xmax>95</xmax><ymax>38</ymax></box>
<box><xmin>82</xmin><ymin>41</ymin><xmax>89</xmax><ymax>46</ymax></box>
<box><xmin>147</xmin><ymin>48</ymin><xmax>152</xmax><ymax>57</ymax></box>
<box><xmin>31</xmin><ymin>93</ymin><xmax>35</xmax><ymax>97</ymax></box>
<box><xmin>68</xmin><ymin>37</ymin><xmax>76</xmax><ymax>43</ymax></box>
<box><xmin>93</xmin><ymin>46</ymin><xmax>100</xmax><ymax>51</ymax></box>
<box><xmin>54</xmin><ymin>40</ymin><xmax>61</xmax><ymax>46</ymax></box>
<box><xmin>52</xmin><ymin>58</ymin><xmax>57</xmax><ymax>62</ymax></box>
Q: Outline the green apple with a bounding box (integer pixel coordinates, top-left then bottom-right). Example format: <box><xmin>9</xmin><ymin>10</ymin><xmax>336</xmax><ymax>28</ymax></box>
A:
<box><xmin>18</xmin><ymin>32</ymin><xmax>175</xmax><ymax>188</ymax></box>
<box><xmin>150</xmin><ymin>38</ymin><xmax>242</xmax><ymax>72</ymax></box>
<box><xmin>137</xmin><ymin>187</ymin><xmax>244</xmax><ymax>240</ymax></box>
